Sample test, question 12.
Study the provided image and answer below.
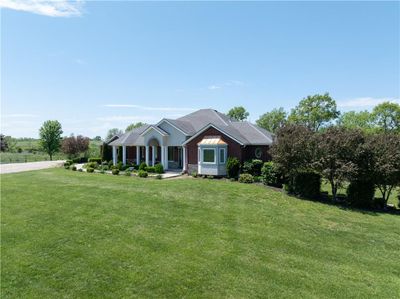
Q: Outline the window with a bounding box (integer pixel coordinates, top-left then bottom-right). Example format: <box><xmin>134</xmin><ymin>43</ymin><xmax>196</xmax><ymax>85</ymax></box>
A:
<box><xmin>202</xmin><ymin>149</ymin><xmax>215</xmax><ymax>163</ymax></box>
<box><xmin>168</xmin><ymin>147</ymin><xmax>174</xmax><ymax>161</ymax></box>
<box><xmin>219</xmin><ymin>148</ymin><xmax>226</xmax><ymax>164</ymax></box>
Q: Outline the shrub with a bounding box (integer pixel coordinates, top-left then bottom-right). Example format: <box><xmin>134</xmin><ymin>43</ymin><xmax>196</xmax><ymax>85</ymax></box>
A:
<box><xmin>66</xmin><ymin>159</ymin><xmax>73</xmax><ymax>165</ymax></box>
<box><xmin>286</xmin><ymin>171</ymin><xmax>321</xmax><ymax>199</ymax></box>
<box><xmin>191</xmin><ymin>171</ymin><xmax>198</xmax><ymax>178</ymax></box>
<box><xmin>99</xmin><ymin>169</ymin><xmax>105</xmax><ymax>174</ymax></box>
<box><xmin>261</xmin><ymin>161</ymin><xmax>283</xmax><ymax>188</ymax></box>
<box><xmin>72</xmin><ymin>157</ymin><xmax>88</xmax><ymax>163</ymax></box>
<box><xmin>86</xmin><ymin>167</ymin><xmax>94</xmax><ymax>173</ymax></box>
<box><xmin>64</xmin><ymin>165</ymin><xmax>70</xmax><ymax>170</ymax></box>
<box><xmin>102</xmin><ymin>165</ymin><xmax>109</xmax><ymax>171</ymax></box>
<box><xmin>139</xmin><ymin>162</ymin><xmax>147</xmax><ymax>171</ymax></box>
<box><xmin>71</xmin><ymin>165</ymin><xmax>77</xmax><ymax>171</ymax></box>
<box><xmin>138</xmin><ymin>170</ymin><xmax>148</xmax><ymax>178</ymax></box>
<box><xmin>398</xmin><ymin>192</ymin><xmax>400</xmax><ymax>208</ymax></box>
<box><xmin>88</xmin><ymin>157</ymin><xmax>102</xmax><ymax>163</ymax></box>
<box><xmin>253</xmin><ymin>176</ymin><xmax>262</xmax><ymax>183</ymax></box>
<box><xmin>146</xmin><ymin>166</ymin><xmax>156</xmax><ymax>173</ymax></box>
<box><xmin>252</xmin><ymin>159</ymin><xmax>263</xmax><ymax>176</ymax></box>
<box><xmin>242</xmin><ymin>161</ymin><xmax>253</xmax><ymax>174</ymax></box>
<box><xmin>116</xmin><ymin>161</ymin><xmax>123</xmax><ymax>170</ymax></box>
<box><xmin>64</xmin><ymin>161</ymin><xmax>71</xmax><ymax>167</ymax></box>
<box><xmin>226</xmin><ymin>157</ymin><xmax>240</xmax><ymax>179</ymax></box>
<box><xmin>239</xmin><ymin>173</ymin><xmax>254</xmax><ymax>183</ymax></box>
<box><xmin>108</xmin><ymin>160</ymin><xmax>113</xmax><ymax>168</ymax></box>
<box><xmin>112</xmin><ymin>169</ymin><xmax>119</xmax><ymax>175</ymax></box>
<box><xmin>207</xmin><ymin>175</ymin><xmax>214</xmax><ymax>179</ymax></box>
<box><xmin>85</xmin><ymin>162</ymin><xmax>98</xmax><ymax>169</ymax></box>
<box><xmin>346</xmin><ymin>180</ymin><xmax>375</xmax><ymax>208</ymax></box>
<box><xmin>78</xmin><ymin>168</ymin><xmax>83</xmax><ymax>172</ymax></box>
<box><xmin>124</xmin><ymin>170</ymin><xmax>131</xmax><ymax>176</ymax></box>
<box><xmin>154</xmin><ymin>163</ymin><xmax>164</xmax><ymax>174</ymax></box>
<box><xmin>121</xmin><ymin>165</ymin><xmax>130</xmax><ymax>171</ymax></box>
<box><xmin>155</xmin><ymin>174</ymin><xmax>162</xmax><ymax>180</ymax></box>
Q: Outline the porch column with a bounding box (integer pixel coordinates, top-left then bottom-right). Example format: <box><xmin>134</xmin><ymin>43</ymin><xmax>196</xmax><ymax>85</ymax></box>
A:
<box><xmin>161</xmin><ymin>145</ymin><xmax>166</xmax><ymax>169</ymax></box>
<box><xmin>145</xmin><ymin>146</ymin><xmax>150</xmax><ymax>166</ymax></box>
<box><xmin>151</xmin><ymin>146</ymin><xmax>155</xmax><ymax>166</ymax></box>
<box><xmin>164</xmin><ymin>146</ymin><xmax>169</xmax><ymax>170</ymax></box>
<box><xmin>182</xmin><ymin>146</ymin><xmax>187</xmax><ymax>172</ymax></box>
<box><xmin>112</xmin><ymin>146</ymin><xmax>117</xmax><ymax>166</ymax></box>
<box><xmin>136</xmin><ymin>146</ymin><xmax>140</xmax><ymax>164</ymax></box>
<box><xmin>122</xmin><ymin>145</ymin><xmax>127</xmax><ymax>165</ymax></box>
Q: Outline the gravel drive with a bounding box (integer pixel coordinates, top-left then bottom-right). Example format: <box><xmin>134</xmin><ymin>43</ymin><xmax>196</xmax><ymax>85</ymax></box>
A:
<box><xmin>0</xmin><ymin>160</ymin><xmax>65</xmax><ymax>174</ymax></box>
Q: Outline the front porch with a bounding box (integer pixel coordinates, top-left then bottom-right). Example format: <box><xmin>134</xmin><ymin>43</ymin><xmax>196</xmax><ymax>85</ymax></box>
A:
<box><xmin>112</xmin><ymin>145</ymin><xmax>186</xmax><ymax>171</ymax></box>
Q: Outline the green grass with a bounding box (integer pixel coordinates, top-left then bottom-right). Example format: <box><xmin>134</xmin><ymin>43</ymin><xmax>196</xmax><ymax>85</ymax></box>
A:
<box><xmin>1</xmin><ymin>169</ymin><xmax>400</xmax><ymax>298</ymax></box>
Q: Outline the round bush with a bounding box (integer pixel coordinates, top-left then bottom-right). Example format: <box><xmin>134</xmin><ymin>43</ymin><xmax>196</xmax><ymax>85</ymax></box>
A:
<box><xmin>112</xmin><ymin>169</ymin><xmax>120</xmax><ymax>175</ymax></box>
<box><xmin>146</xmin><ymin>166</ymin><xmax>156</xmax><ymax>173</ymax></box>
<box><xmin>226</xmin><ymin>157</ymin><xmax>240</xmax><ymax>179</ymax></box>
<box><xmin>71</xmin><ymin>165</ymin><xmax>77</xmax><ymax>171</ymax></box>
<box><xmin>64</xmin><ymin>165</ymin><xmax>70</xmax><ymax>170</ymax></box>
<box><xmin>261</xmin><ymin>161</ymin><xmax>283</xmax><ymax>188</ymax></box>
<box><xmin>154</xmin><ymin>163</ymin><xmax>164</xmax><ymax>174</ymax></box>
<box><xmin>124</xmin><ymin>170</ymin><xmax>131</xmax><ymax>176</ymax></box>
<box><xmin>138</xmin><ymin>170</ymin><xmax>148</xmax><ymax>178</ymax></box>
<box><xmin>86</xmin><ymin>167</ymin><xmax>94</xmax><ymax>173</ymax></box>
<box><xmin>239</xmin><ymin>173</ymin><xmax>254</xmax><ymax>184</ymax></box>
<box><xmin>286</xmin><ymin>171</ymin><xmax>321</xmax><ymax>199</ymax></box>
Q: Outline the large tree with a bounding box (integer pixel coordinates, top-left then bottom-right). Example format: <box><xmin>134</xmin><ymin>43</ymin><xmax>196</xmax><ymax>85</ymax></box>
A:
<box><xmin>337</xmin><ymin>110</ymin><xmax>374</xmax><ymax>133</ymax></box>
<box><xmin>288</xmin><ymin>93</ymin><xmax>340</xmax><ymax>131</ymax></box>
<box><xmin>39</xmin><ymin>120</ymin><xmax>63</xmax><ymax>160</ymax></box>
<box><xmin>314</xmin><ymin>127</ymin><xmax>364</xmax><ymax>201</ymax></box>
<box><xmin>0</xmin><ymin>134</ymin><xmax>8</xmax><ymax>152</ymax></box>
<box><xmin>367</xmin><ymin>133</ymin><xmax>400</xmax><ymax>206</ymax></box>
<box><xmin>256</xmin><ymin>107</ymin><xmax>287</xmax><ymax>133</ymax></box>
<box><xmin>227</xmin><ymin>106</ymin><xmax>249</xmax><ymax>121</ymax></box>
<box><xmin>270</xmin><ymin>124</ymin><xmax>315</xmax><ymax>177</ymax></box>
<box><xmin>371</xmin><ymin>101</ymin><xmax>400</xmax><ymax>133</ymax></box>
<box><xmin>126</xmin><ymin>122</ymin><xmax>145</xmax><ymax>132</ymax></box>
<box><xmin>106</xmin><ymin>128</ymin><xmax>123</xmax><ymax>141</ymax></box>
<box><xmin>61</xmin><ymin>135</ymin><xmax>90</xmax><ymax>158</ymax></box>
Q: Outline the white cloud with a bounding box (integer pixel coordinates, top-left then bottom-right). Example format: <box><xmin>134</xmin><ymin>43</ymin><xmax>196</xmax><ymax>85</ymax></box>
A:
<box><xmin>102</xmin><ymin>104</ymin><xmax>196</xmax><ymax>112</ymax></box>
<box><xmin>208</xmin><ymin>85</ymin><xmax>221</xmax><ymax>90</ymax></box>
<box><xmin>207</xmin><ymin>80</ymin><xmax>245</xmax><ymax>90</ymax></box>
<box><xmin>337</xmin><ymin>97</ymin><xmax>400</xmax><ymax>108</ymax></box>
<box><xmin>0</xmin><ymin>0</ymin><xmax>85</xmax><ymax>17</ymax></box>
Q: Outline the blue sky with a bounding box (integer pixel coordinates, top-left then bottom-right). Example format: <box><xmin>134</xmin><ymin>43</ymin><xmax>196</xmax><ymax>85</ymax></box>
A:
<box><xmin>1</xmin><ymin>1</ymin><xmax>399</xmax><ymax>138</ymax></box>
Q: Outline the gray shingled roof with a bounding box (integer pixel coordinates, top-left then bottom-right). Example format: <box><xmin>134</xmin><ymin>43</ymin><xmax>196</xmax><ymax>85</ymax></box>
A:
<box><xmin>108</xmin><ymin>109</ymin><xmax>273</xmax><ymax>146</ymax></box>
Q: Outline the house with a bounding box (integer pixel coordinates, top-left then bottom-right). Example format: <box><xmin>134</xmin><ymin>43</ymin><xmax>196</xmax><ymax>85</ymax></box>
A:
<box><xmin>108</xmin><ymin>109</ymin><xmax>274</xmax><ymax>176</ymax></box>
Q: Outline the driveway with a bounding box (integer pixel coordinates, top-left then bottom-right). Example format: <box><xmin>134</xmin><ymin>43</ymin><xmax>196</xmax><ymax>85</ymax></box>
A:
<box><xmin>0</xmin><ymin>160</ymin><xmax>65</xmax><ymax>174</ymax></box>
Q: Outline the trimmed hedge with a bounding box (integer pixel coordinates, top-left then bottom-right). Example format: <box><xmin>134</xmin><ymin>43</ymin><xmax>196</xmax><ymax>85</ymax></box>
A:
<box><xmin>285</xmin><ymin>171</ymin><xmax>321</xmax><ymax>199</ymax></box>
<box><xmin>146</xmin><ymin>166</ymin><xmax>156</xmax><ymax>173</ymax></box>
<box><xmin>86</xmin><ymin>167</ymin><xmax>95</xmax><ymax>173</ymax></box>
<box><xmin>347</xmin><ymin>180</ymin><xmax>375</xmax><ymax>208</ymax></box>
<box><xmin>139</xmin><ymin>162</ymin><xmax>147</xmax><ymax>171</ymax></box>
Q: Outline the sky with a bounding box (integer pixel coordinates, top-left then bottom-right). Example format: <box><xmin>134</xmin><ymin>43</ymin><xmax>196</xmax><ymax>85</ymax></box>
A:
<box><xmin>1</xmin><ymin>0</ymin><xmax>399</xmax><ymax>138</ymax></box>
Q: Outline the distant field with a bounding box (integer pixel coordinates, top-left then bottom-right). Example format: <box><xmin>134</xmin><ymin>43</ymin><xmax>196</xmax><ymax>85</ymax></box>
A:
<box><xmin>1</xmin><ymin>169</ymin><xmax>399</xmax><ymax>298</ymax></box>
<box><xmin>0</xmin><ymin>139</ymin><xmax>102</xmax><ymax>164</ymax></box>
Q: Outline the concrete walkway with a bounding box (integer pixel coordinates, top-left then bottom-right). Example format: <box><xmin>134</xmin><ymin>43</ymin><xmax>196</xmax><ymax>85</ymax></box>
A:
<box><xmin>0</xmin><ymin>160</ymin><xmax>65</xmax><ymax>174</ymax></box>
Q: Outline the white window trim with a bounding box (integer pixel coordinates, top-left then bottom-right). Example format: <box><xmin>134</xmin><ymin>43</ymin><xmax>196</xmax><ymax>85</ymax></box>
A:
<box><xmin>219</xmin><ymin>148</ymin><xmax>226</xmax><ymax>164</ymax></box>
<box><xmin>202</xmin><ymin>148</ymin><xmax>216</xmax><ymax>164</ymax></box>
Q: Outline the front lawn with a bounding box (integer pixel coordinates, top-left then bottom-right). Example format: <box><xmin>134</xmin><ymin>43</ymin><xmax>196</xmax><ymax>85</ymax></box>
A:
<box><xmin>1</xmin><ymin>169</ymin><xmax>399</xmax><ymax>298</ymax></box>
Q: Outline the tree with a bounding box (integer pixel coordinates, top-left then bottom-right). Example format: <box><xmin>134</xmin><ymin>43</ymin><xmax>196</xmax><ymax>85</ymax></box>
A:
<box><xmin>371</xmin><ymin>101</ymin><xmax>400</xmax><ymax>133</ymax></box>
<box><xmin>93</xmin><ymin>136</ymin><xmax>102</xmax><ymax>141</ymax></box>
<box><xmin>39</xmin><ymin>120</ymin><xmax>63</xmax><ymax>160</ymax></box>
<box><xmin>314</xmin><ymin>127</ymin><xmax>363</xmax><ymax>201</ymax></box>
<box><xmin>256</xmin><ymin>107</ymin><xmax>287</xmax><ymax>133</ymax></box>
<box><xmin>270</xmin><ymin>124</ymin><xmax>315</xmax><ymax>177</ymax></box>
<box><xmin>227</xmin><ymin>106</ymin><xmax>249</xmax><ymax>121</ymax></box>
<box><xmin>288</xmin><ymin>93</ymin><xmax>340</xmax><ymax>131</ymax></box>
<box><xmin>0</xmin><ymin>134</ymin><xmax>8</xmax><ymax>152</ymax></box>
<box><xmin>367</xmin><ymin>133</ymin><xmax>400</xmax><ymax>206</ymax></box>
<box><xmin>126</xmin><ymin>122</ymin><xmax>145</xmax><ymax>132</ymax></box>
<box><xmin>106</xmin><ymin>128</ymin><xmax>123</xmax><ymax>141</ymax></box>
<box><xmin>61</xmin><ymin>135</ymin><xmax>90</xmax><ymax>158</ymax></box>
<box><xmin>337</xmin><ymin>110</ymin><xmax>374</xmax><ymax>133</ymax></box>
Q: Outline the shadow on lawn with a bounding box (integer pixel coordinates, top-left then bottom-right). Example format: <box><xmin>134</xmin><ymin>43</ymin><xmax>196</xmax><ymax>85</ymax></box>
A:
<box><xmin>264</xmin><ymin>185</ymin><xmax>400</xmax><ymax>216</ymax></box>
